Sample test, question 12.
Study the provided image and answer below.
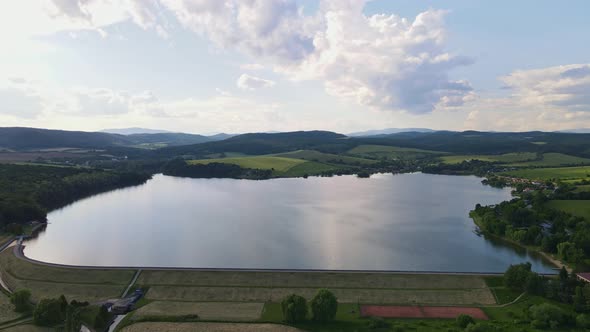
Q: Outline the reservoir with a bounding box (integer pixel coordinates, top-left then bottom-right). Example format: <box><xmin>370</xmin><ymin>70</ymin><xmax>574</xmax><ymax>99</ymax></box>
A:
<box><xmin>24</xmin><ymin>173</ymin><xmax>556</xmax><ymax>273</ymax></box>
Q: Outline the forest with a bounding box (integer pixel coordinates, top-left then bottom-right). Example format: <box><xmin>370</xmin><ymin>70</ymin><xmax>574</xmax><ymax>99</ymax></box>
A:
<box><xmin>0</xmin><ymin>164</ymin><xmax>151</xmax><ymax>231</ymax></box>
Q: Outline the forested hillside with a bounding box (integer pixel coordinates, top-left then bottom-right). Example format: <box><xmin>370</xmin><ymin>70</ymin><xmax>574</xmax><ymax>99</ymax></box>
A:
<box><xmin>0</xmin><ymin>164</ymin><xmax>151</xmax><ymax>229</ymax></box>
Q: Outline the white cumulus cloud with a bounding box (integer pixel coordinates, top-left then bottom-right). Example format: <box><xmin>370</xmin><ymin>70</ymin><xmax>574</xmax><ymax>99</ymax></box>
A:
<box><xmin>237</xmin><ymin>74</ymin><xmax>276</xmax><ymax>90</ymax></box>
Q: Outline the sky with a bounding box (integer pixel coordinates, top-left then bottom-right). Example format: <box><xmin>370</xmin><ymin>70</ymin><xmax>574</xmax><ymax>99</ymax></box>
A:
<box><xmin>1</xmin><ymin>0</ymin><xmax>589</xmax><ymax>134</ymax></box>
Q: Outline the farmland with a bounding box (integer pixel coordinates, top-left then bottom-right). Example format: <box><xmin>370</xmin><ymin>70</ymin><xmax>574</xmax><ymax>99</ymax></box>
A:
<box><xmin>508</xmin><ymin>153</ymin><xmax>590</xmax><ymax>167</ymax></box>
<box><xmin>440</xmin><ymin>152</ymin><xmax>537</xmax><ymax>164</ymax></box>
<box><xmin>274</xmin><ymin>150</ymin><xmax>377</xmax><ymax>165</ymax></box>
<box><xmin>189</xmin><ymin>156</ymin><xmax>306</xmax><ymax>173</ymax></box>
<box><xmin>503</xmin><ymin>166</ymin><xmax>590</xmax><ymax>181</ymax></box>
<box><xmin>547</xmin><ymin>200</ymin><xmax>590</xmax><ymax>221</ymax></box>
<box><xmin>347</xmin><ymin>144</ymin><xmax>444</xmax><ymax>160</ymax></box>
<box><xmin>188</xmin><ymin>154</ymin><xmax>349</xmax><ymax>177</ymax></box>
<box><xmin>122</xmin><ymin>322</ymin><xmax>304</xmax><ymax>332</ymax></box>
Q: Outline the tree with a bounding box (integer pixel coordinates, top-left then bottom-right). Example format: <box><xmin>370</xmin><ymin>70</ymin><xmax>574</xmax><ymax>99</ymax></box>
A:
<box><xmin>456</xmin><ymin>314</ymin><xmax>475</xmax><ymax>328</ymax></box>
<box><xmin>10</xmin><ymin>289</ymin><xmax>31</xmax><ymax>313</ymax></box>
<box><xmin>574</xmin><ymin>286</ymin><xmax>587</xmax><ymax>313</ymax></box>
<box><xmin>310</xmin><ymin>289</ymin><xmax>338</xmax><ymax>322</ymax></box>
<box><xmin>64</xmin><ymin>305</ymin><xmax>81</xmax><ymax>332</ymax></box>
<box><xmin>281</xmin><ymin>294</ymin><xmax>307</xmax><ymax>323</ymax></box>
<box><xmin>525</xmin><ymin>273</ymin><xmax>546</xmax><ymax>295</ymax></box>
<box><xmin>33</xmin><ymin>298</ymin><xmax>67</xmax><ymax>326</ymax></box>
<box><xmin>529</xmin><ymin>303</ymin><xmax>572</xmax><ymax>329</ymax></box>
<box><xmin>504</xmin><ymin>263</ymin><xmax>532</xmax><ymax>290</ymax></box>
<box><xmin>94</xmin><ymin>305</ymin><xmax>111</xmax><ymax>329</ymax></box>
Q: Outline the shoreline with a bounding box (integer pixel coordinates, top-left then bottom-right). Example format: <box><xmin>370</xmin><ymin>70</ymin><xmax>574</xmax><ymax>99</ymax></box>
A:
<box><xmin>15</xmin><ymin>244</ymin><xmax>558</xmax><ymax>276</ymax></box>
<box><xmin>471</xmin><ymin>214</ymin><xmax>569</xmax><ymax>273</ymax></box>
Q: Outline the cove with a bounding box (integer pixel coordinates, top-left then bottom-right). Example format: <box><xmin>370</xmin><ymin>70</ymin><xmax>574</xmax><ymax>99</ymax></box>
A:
<box><xmin>24</xmin><ymin>173</ymin><xmax>556</xmax><ymax>273</ymax></box>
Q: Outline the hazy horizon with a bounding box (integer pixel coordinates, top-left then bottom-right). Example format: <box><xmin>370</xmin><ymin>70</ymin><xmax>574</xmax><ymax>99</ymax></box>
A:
<box><xmin>1</xmin><ymin>1</ymin><xmax>589</xmax><ymax>133</ymax></box>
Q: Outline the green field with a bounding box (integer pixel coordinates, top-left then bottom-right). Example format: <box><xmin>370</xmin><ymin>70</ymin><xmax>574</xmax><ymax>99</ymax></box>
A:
<box><xmin>547</xmin><ymin>200</ymin><xmax>590</xmax><ymax>220</ymax></box>
<box><xmin>189</xmin><ymin>155</ymin><xmax>341</xmax><ymax>177</ymax></box>
<box><xmin>189</xmin><ymin>156</ymin><xmax>305</xmax><ymax>172</ymax></box>
<box><xmin>574</xmin><ymin>184</ymin><xmax>590</xmax><ymax>193</ymax></box>
<box><xmin>508</xmin><ymin>153</ymin><xmax>590</xmax><ymax>167</ymax></box>
<box><xmin>503</xmin><ymin>166</ymin><xmax>590</xmax><ymax>181</ymax></box>
<box><xmin>441</xmin><ymin>152</ymin><xmax>537</xmax><ymax>164</ymax></box>
<box><xmin>347</xmin><ymin>144</ymin><xmax>444</xmax><ymax>160</ymax></box>
<box><xmin>275</xmin><ymin>150</ymin><xmax>377</xmax><ymax>165</ymax></box>
<box><xmin>0</xmin><ymin>249</ymin><xmax>134</xmax><ymax>302</ymax></box>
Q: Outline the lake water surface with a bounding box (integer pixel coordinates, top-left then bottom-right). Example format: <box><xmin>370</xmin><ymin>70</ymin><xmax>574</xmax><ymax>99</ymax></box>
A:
<box><xmin>24</xmin><ymin>173</ymin><xmax>556</xmax><ymax>273</ymax></box>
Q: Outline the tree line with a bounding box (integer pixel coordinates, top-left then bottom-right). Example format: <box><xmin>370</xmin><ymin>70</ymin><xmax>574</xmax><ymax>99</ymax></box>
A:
<box><xmin>0</xmin><ymin>164</ymin><xmax>151</xmax><ymax>231</ymax></box>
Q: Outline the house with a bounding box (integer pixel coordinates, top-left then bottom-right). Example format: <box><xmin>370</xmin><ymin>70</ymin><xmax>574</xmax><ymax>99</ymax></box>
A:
<box><xmin>576</xmin><ymin>273</ymin><xmax>590</xmax><ymax>283</ymax></box>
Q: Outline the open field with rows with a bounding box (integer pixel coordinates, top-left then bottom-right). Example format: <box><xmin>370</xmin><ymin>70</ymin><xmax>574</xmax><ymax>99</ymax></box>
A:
<box><xmin>274</xmin><ymin>150</ymin><xmax>377</xmax><ymax>165</ymax></box>
<box><xmin>138</xmin><ymin>270</ymin><xmax>494</xmax><ymax>306</ymax></box>
<box><xmin>133</xmin><ymin>302</ymin><xmax>264</xmax><ymax>321</ymax></box>
<box><xmin>122</xmin><ymin>322</ymin><xmax>304</xmax><ymax>332</ymax></box>
<box><xmin>503</xmin><ymin>166</ymin><xmax>590</xmax><ymax>181</ymax></box>
<box><xmin>508</xmin><ymin>153</ymin><xmax>590</xmax><ymax>167</ymax></box>
<box><xmin>441</xmin><ymin>152</ymin><xmax>537</xmax><ymax>164</ymax></box>
<box><xmin>547</xmin><ymin>200</ymin><xmax>590</xmax><ymax>220</ymax></box>
<box><xmin>347</xmin><ymin>144</ymin><xmax>445</xmax><ymax>160</ymax></box>
<box><xmin>189</xmin><ymin>156</ymin><xmax>305</xmax><ymax>173</ymax></box>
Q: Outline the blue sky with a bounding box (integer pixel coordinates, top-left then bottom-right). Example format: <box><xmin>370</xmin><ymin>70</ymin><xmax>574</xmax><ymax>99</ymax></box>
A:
<box><xmin>1</xmin><ymin>0</ymin><xmax>589</xmax><ymax>134</ymax></box>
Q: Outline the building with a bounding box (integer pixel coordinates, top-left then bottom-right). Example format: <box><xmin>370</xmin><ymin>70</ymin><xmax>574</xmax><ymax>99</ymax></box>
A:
<box><xmin>576</xmin><ymin>273</ymin><xmax>590</xmax><ymax>283</ymax></box>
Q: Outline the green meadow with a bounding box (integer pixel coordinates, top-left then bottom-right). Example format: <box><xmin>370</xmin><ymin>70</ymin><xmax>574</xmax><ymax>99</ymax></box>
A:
<box><xmin>547</xmin><ymin>200</ymin><xmax>590</xmax><ymax>221</ymax></box>
<box><xmin>503</xmin><ymin>166</ymin><xmax>590</xmax><ymax>181</ymax></box>
<box><xmin>441</xmin><ymin>152</ymin><xmax>537</xmax><ymax>164</ymax></box>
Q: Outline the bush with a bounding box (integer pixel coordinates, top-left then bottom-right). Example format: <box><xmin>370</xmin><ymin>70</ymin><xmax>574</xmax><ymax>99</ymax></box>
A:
<box><xmin>577</xmin><ymin>314</ymin><xmax>590</xmax><ymax>328</ymax></box>
<box><xmin>281</xmin><ymin>294</ymin><xmax>307</xmax><ymax>323</ymax></box>
<box><xmin>33</xmin><ymin>298</ymin><xmax>67</xmax><ymax>326</ymax></box>
<box><xmin>94</xmin><ymin>305</ymin><xmax>112</xmax><ymax>329</ymax></box>
<box><xmin>529</xmin><ymin>303</ymin><xmax>572</xmax><ymax>329</ymax></box>
<box><xmin>310</xmin><ymin>289</ymin><xmax>338</xmax><ymax>322</ymax></box>
<box><xmin>366</xmin><ymin>316</ymin><xmax>390</xmax><ymax>329</ymax></box>
<box><xmin>465</xmin><ymin>322</ymin><xmax>498</xmax><ymax>332</ymax></box>
<box><xmin>10</xmin><ymin>289</ymin><xmax>32</xmax><ymax>313</ymax></box>
<box><xmin>456</xmin><ymin>314</ymin><xmax>475</xmax><ymax>328</ymax></box>
<box><xmin>504</xmin><ymin>263</ymin><xmax>532</xmax><ymax>290</ymax></box>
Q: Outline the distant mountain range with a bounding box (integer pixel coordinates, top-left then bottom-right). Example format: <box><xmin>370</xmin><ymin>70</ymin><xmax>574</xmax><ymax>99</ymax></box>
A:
<box><xmin>101</xmin><ymin>127</ymin><xmax>172</xmax><ymax>135</ymax></box>
<box><xmin>347</xmin><ymin>128</ymin><xmax>436</xmax><ymax>137</ymax></box>
<box><xmin>557</xmin><ymin>129</ymin><xmax>590</xmax><ymax>134</ymax></box>
<box><xmin>0</xmin><ymin>127</ymin><xmax>231</xmax><ymax>150</ymax></box>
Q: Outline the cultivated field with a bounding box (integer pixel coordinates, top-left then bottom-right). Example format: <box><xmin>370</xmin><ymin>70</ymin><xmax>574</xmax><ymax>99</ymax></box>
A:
<box><xmin>360</xmin><ymin>305</ymin><xmax>488</xmax><ymax>319</ymax></box>
<box><xmin>122</xmin><ymin>322</ymin><xmax>304</xmax><ymax>332</ymax></box>
<box><xmin>503</xmin><ymin>166</ymin><xmax>590</xmax><ymax>181</ymax></box>
<box><xmin>347</xmin><ymin>144</ymin><xmax>444</xmax><ymax>160</ymax></box>
<box><xmin>133</xmin><ymin>301</ymin><xmax>264</xmax><ymax>321</ymax></box>
<box><xmin>574</xmin><ymin>185</ymin><xmax>590</xmax><ymax>192</ymax></box>
<box><xmin>441</xmin><ymin>152</ymin><xmax>537</xmax><ymax>164</ymax></box>
<box><xmin>0</xmin><ymin>249</ymin><xmax>134</xmax><ymax>302</ymax></box>
<box><xmin>275</xmin><ymin>150</ymin><xmax>376</xmax><ymax>165</ymax></box>
<box><xmin>189</xmin><ymin>156</ymin><xmax>305</xmax><ymax>172</ymax></box>
<box><xmin>138</xmin><ymin>270</ymin><xmax>494</xmax><ymax>306</ymax></box>
<box><xmin>547</xmin><ymin>200</ymin><xmax>590</xmax><ymax>220</ymax></box>
<box><xmin>138</xmin><ymin>270</ymin><xmax>487</xmax><ymax>289</ymax></box>
<box><xmin>508</xmin><ymin>153</ymin><xmax>590</xmax><ymax>167</ymax></box>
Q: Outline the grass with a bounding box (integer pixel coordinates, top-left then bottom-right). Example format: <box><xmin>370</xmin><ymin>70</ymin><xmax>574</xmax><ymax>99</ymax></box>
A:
<box><xmin>0</xmin><ymin>293</ymin><xmax>23</xmax><ymax>325</ymax></box>
<box><xmin>503</xmin><ymin>166</ymin><xmax>590</xmax><ymax>181</ymax></box>
<box><xmin>574</xmin><ymin>184</ymin><xmax>590</xmax><ymax>193</ymax></box>
<box><xmin>121</xmin><ymin>322</ymin><xmax>303</xmax><ymax>332</ymax></box>
<box><xmin>347</xmin><ymin>144</ymin><xmax>445</xmax><ymax>160</ymax></box>
<box><xmin>547</xmin><ymin>200</ymin><xmax>590</xmax><ymax>220</ymax></box>
<box><xmin>0</xmin><ymin>249</ymin><xmax>134</xmax><ymax>302</ymax></box>
<box><xmin>133</xmin><ymin>302</ymin><xmax>264</xmax><ymax>321</ymax></box>
<box><xmin>483</xmin><ymin>276</ymin><xmax>522</xmax><ymax>305</ymax></box>
<box><xmin>189</xmin><ymin>156</ymin><xmax>306</xmax><ymax>173</ymax></box>
<box><xmin>139</xmin><ymin>270</ymin><xmax>494</xmax><ymax>305</ymax></box>
<box><xmin>441</xmin><ymin>152</ymin><xmax>537</xmax><ymax>164</ymax></box>
<box><xmin>508</xmin><ymin>153</ymin><xmax>590</xmax><ymax>167</ymax></box>
<box><xmin>280</xmin><ymin>162</ymin><xmax>339</xmax><ymax>177</ymax></box>
<box><xmin>274</xmin><ymin>150</ymin><xmax>377</xmax><ymax>165</ymax></box>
